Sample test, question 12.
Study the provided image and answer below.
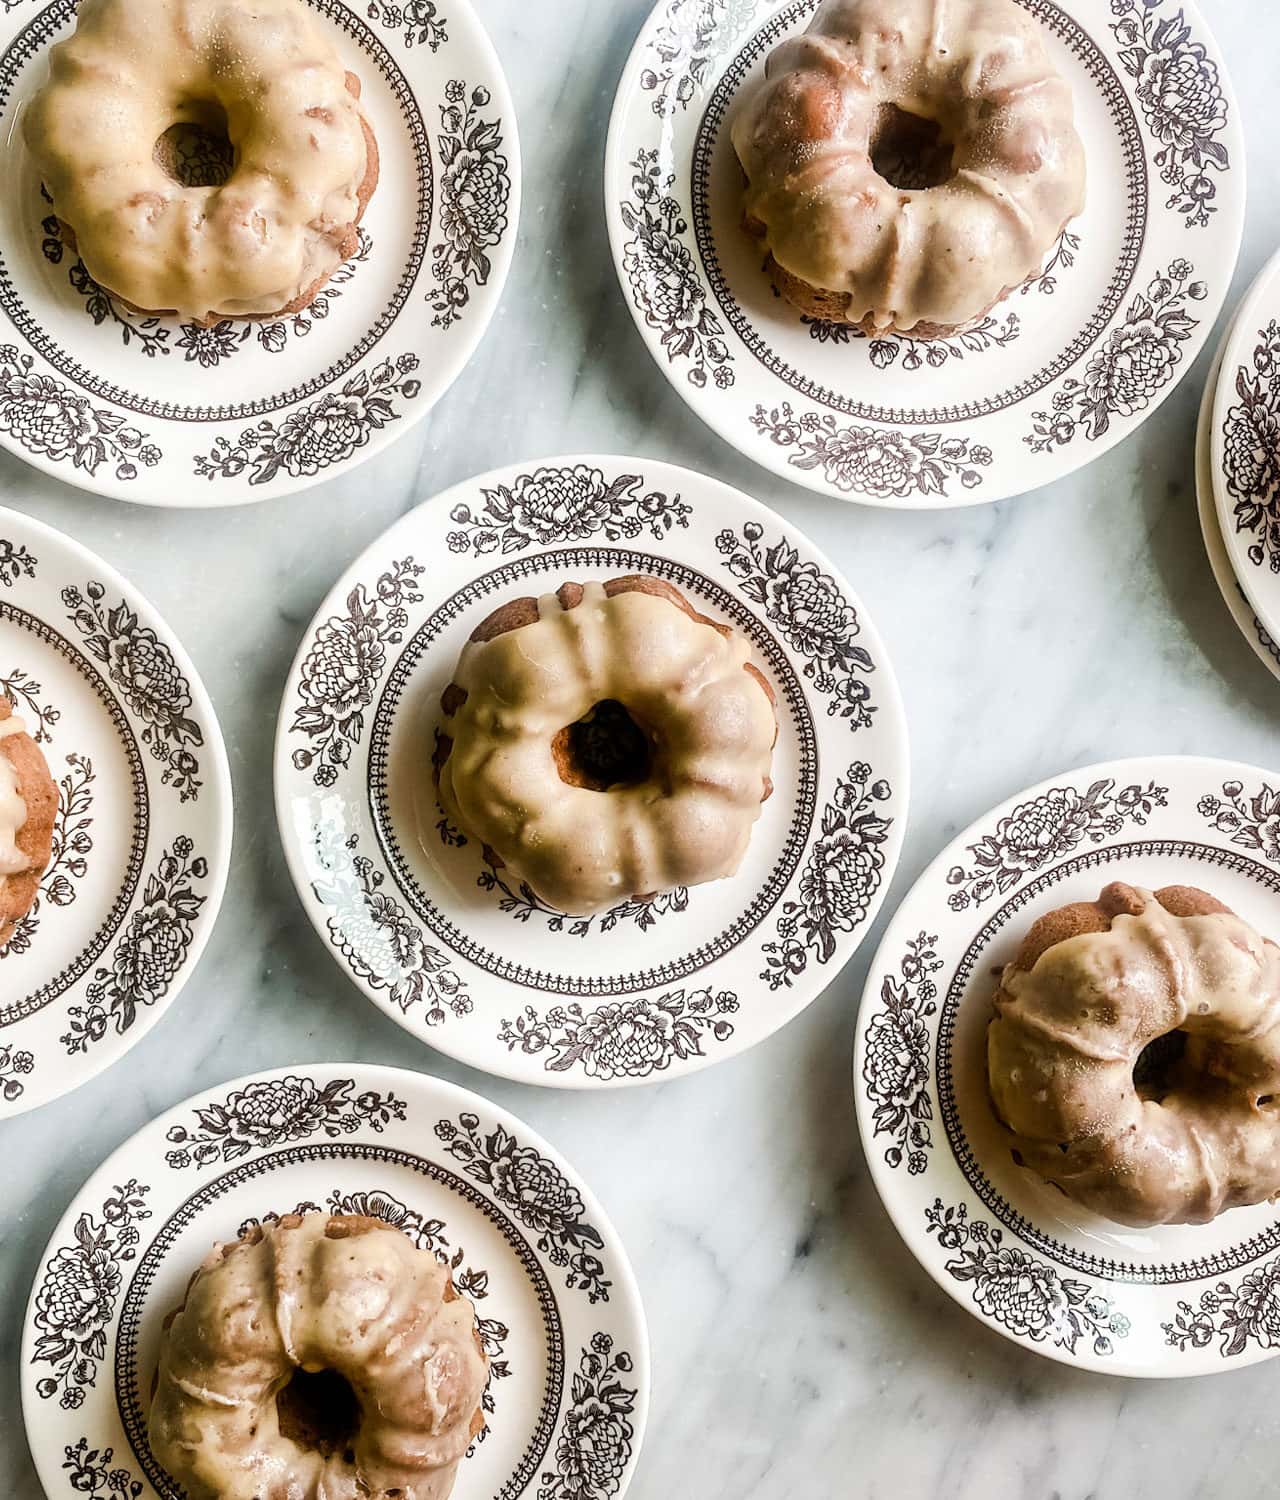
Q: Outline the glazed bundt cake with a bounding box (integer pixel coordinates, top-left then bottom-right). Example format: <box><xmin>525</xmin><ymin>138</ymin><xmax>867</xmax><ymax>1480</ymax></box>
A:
<box><xmin>435</xmin><ymin>576</ymin><xmax>778</xmax><ymax>915</ymax></box>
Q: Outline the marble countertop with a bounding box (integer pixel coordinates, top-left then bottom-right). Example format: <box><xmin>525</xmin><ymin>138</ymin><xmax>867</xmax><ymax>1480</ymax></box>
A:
<box><xmin>3</xmin><ymin>1</ymin><xmax>1279</xmax><ymax>1495</ymax></box>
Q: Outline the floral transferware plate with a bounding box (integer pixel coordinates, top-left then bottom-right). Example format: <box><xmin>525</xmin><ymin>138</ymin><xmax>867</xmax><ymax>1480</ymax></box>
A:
<box><xmin>1211</xmin><ymin>249</ymin><xmax>1280</xmax><ymax>646</ymax></box>
<box><xmin>0</xmin><ymin>507</ymin><xmax>231</xmax><ymax>1118</ymax></box>
<box><xmin>20</xmin><ymin>1063</ymin><xmax>649</xmax><ymax>1500</ymax></box>
<box><xmin>0</xmin><ymin>0</ymin><xmax>518</xmax><ymax>506</ymax></box>
<box><xmin>1196</xmin><ymin>306</ymin><xmax>1280</xmax><ymax>684</ymax></box>
<box><xmin>854</xmin><ymin>756</ymin><xmax>1280</xmax><ymax>1378</ymax></box>
<box><xmin>274</xmin><ymin>454</ymin><xmax>908</xmax><ymax>1088</ymax></box>
<box><xmin>606</xmin><ymin>0</ymin><xmax>1244</xmax><ymax>509</ymax></box>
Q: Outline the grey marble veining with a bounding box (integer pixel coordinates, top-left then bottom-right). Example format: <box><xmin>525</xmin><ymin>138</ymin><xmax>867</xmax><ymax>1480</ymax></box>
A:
<box><xmin>2</xmin><ymin>1</ymin><xmax>1279</xmax><ymax>1496</ymax></box>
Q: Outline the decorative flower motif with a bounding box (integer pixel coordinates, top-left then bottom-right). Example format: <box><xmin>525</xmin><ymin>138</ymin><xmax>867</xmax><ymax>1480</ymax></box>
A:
<box><xmin>638</xmin><ymin>0</ymin><xmax>755</xmax><ymax>116</ymax></box>
<box><xmin>309</xmin><ymin>832</ymin><xmax>469</xmax><ymax>1025</ymax></box>
<box><xmin>620</xmin><ymin>148</ymin><xmax>733</xmax><ymax>388</ymax></box>
<box><xmin>61</xmin><ymin>840</ymin><xmax>207</xmax><ymax>1054</ymax></box>
<box><xmin>442</xmin><ymin>1113</ymin><xmax>611</xmax><ymax>1302</ymax></box>
<box><xmin>1197</xmin><ymin>778</ymin><xmax>1280</xmax><ymax>863</ymax></box>
<box><xmin>0</xmin><ymin>536</ymin><xmax>38</xmax><ymax>587</ymax></box>
<box><xmin>945</xmin><ymin>778</ymin><xmax>1168</xmax><ymax>910</ymax></box>
<box><xmin>446</xmin><ymin>466</ymin><xmax>691</xmax><ymax>556</ymax></box>
<box><xmin>175</xmin><ymin>322</ymin><xmax>246</xmax><ymax>368</ymax></box>
<box><xmin>763</xmin><ymin>764</ymin><xmax>893</xmax><ymax>988</ymax></box>
<box><xmin>1026</xmin><ymin>263</ymin><xmax>1204</xmax><ymax>449</ymax></box>
<box><xmin>430</xmin><ymin>83</ymin><xmax>510</xmax><ymax>329</ymax></box>
<box><xmin>63</xmin><ymin>585</ymin><xmax>202</xmax><ymax>799</ymax></box>
<box><xmin>717</xmin><ymin>524</ymin><xmax>874</xmax><ymax>725</ymax></box>
<box><xmin>366</xmin><ymin>0</ymin><xmax>447</xmax><ymax>49</ymax></box>
<box><xmin>1166</xmin><ymin>1255</ymin><xmax>1280</xmax><ymax>1357</ymax></box>
<box><xmin>61</xmin><ymin>1438</ymin><xmax>143</xmax><ymax>1500</ymax></box>
<box><xmin>1221</xmin><ymin>320</ymin><xmax>1280</xmax><ymax>576</ymax></box>
<box><xmin>0</xmin><ymin>348</ymin><xmax>161</xmax><ymax>481</ymax></box>
<box><xmin>0</xmin><ymin>1043</ymin><xmax>37</xmax><ymax>1102</ymax></box>
<box><xmin>32</xmin><ymin>1182</ymin><xmax>151</xmax><ymax>1407</ymax></box>
<box><xmin>751</xmin><ymin>403</ymin><xmax>992</xmax><ymax>498</ymax></box>
<box><xmin>498</xmin><ymin>988</ymin><xmax>738</xmax><ymax>1080</ymax></box>
<box><xmin>290</xmin><ymin>557</ymin><xmax>422</xmax><ymax>781</ymax></box>
<box><xmin>1112</xmin><ymin>3</ymin><xmax>1231</xmax><ymax>228</ymax></box>
<box><xmin>163</xmin><ymin>1076</ymin><xmax>406</xmax><ymax>1170</ymax></box>
<box><xmin>926</xmin><ymin>1199</ymin><xmax>1128</xmax><ymax>1357</ymax></box>
<box><xmin>863</xmin><ymin>934</ymin><xmax>942</xmax><ymax>1173</ymax></box>
<box><xmin>192</xmin><ymin>357</ymin><xmax>421</xmax><ymax>485</ymax></box>
<box><xmin>539</xmin><ymin>1338</ymin><xmax>637</xmax><ymax>1500</ymax></box>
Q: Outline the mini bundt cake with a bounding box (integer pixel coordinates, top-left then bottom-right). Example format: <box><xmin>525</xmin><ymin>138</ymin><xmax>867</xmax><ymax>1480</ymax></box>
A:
<box><xmin>24</xmin><ymin>0</ymin><xmax>378</xmax><ymax>324</ymax></box>
<box><xmin>0</xmin><ymin>697</ymin><xmax>58</xmax><ymax>948</ymax></box>
<box><xmin>732</xmin><ymin>0</ymin><xmax>1086</xmax><ymax>337</ymax></box>
<box><xmin>435</xmin><ymin>576</ymin><xmax>778</xmax><ymax>915</ymax></box>
<box><xmin>988</xmin><ymin>882</ymin><xmax>1280</xmax><ymax>1227</ymax></box>
<box><xmin>148</xmin><ymin>1213</ymin><xmax>489</xmax><ymax>1500</ymax></box>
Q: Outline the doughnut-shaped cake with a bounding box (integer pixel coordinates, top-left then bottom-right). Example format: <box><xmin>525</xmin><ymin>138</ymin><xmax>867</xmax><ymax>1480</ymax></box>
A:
<box><xmin>24</xmin><ymin>0</ymin><xmax>378</xmax><ymax>323</ymax></box>
<box><xmin>731</xmin><ymin>0</ymin><xmax>1086</xmax><ymax>336</ymax></box>
<box><xmin>436</xmin><ymin>576</ymin><xmax>778</xmax><ymax>915</ymax></box>
<box><xmin>987</xmin><ymin>882</ymin><xmax>1280</xmax><ymax>1227</ymax></box>
<box><xmin>0</xmin><ymin>697</ymin><xmax>58</xmax><ymax>948</ymax></box>
<box><xmin>148</xmin><ymin>1213</ymin><xmax>489</xmax><ymax>1500</ymax></box>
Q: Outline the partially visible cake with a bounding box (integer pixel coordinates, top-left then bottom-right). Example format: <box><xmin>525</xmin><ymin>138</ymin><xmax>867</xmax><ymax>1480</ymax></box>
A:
<box><xmin>0</xmin><ymin>697</ymin><xmax>57</xmax><ymax>947</ymax></box>
<box><xmin>148</xmin><ymin>1213</ymin><xmax>489</xmax><ymax>1500</ymax></box>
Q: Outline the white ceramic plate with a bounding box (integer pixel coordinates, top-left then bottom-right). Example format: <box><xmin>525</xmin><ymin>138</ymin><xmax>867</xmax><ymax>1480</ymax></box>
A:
<box><xmin>854</xmin><ymin>756</ymin><xmax>1280</xmax><ymax>1378</ymax></box>
<box><xmin>275</xmin><ymin>454</ymin><xmax>909</xmax><ymax>1088</ymax></box>
<box><xmin>606</xmin><ymin>0</ymin><xmax>1244</xmax><ymax>509</ymax></box>
<box><xmin>0</xmin><ymin>507</ymin><xmax>231</xmax><ymax>1118</ymax></box>
<box><xmin>1211</xmin><ymin>249</ymin><xmax>1280</xmax><ymax>645</ymax></box>
<box><xmin>0</xmin><ymin>0</ymin><xmax>519</xmax><ymax>506</ymax></box>
<box><xmin>20</xmin><ymin>1063</ymin><xmax>649</xmax><ymax>1499</ymax></box>
<box><xmin>1196</xmin><ymin>309</ymin><xmax>1280</xmax><ymax>684</ymax></box>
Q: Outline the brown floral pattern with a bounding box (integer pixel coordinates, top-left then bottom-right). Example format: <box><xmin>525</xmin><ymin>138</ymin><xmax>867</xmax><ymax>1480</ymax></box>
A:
<box><xmin>431</xmin><ymin>81</ymin><xmax>510</xmax><ymax>329</ymax></box>
<box><xmin>862</xmin><ymin>933</ymin><xmax>943</xmax><ymax>1174</ymax></box>
<box><xmin>446</xmin><ymin>464</ymin><xmax>690</xmax><ymax>556</ymax></box>
<box><xmin>1221</xmin><ymin>319</ymin><xmax>1280</xmax><ymax>577</ymax></box>
<box><xmin>1112</xmin><ymin>2</ymin><xmax>1230</xmax><ymax>228</ymax></box>
<box><xmin>290</xmin><ymin>556</ymin><xmax>424</xmax><ymax>786</ymax></box>
<box><xmin>539</xmin><ymin>1335</ymin><xmax>638</xmax><ymax>1500</ymax></box>
<box><xmin>192</xmin><ymin>356</ymin><xmax>422</xmax><ymax>484</ymax></box>
<box><xmin>0</xmin><ymin>536</ymin><xmax>37</xmax><ymax>587</ymax></box>
<box><xmin>638</xmin><ymin>0</ymin><xmax>754</xmax><ymax>116</ymax></box>
<box><xmin>621</xmin><ymin>147</ymin><xmax>734</xmax><ymax>389</ymax></box>
<box><xmin>763</xmin><ymin>763</ymin><xmax>893</xmax><ymax>989</ymax></box>
<box><xmin>61</xmin><ymin>840</ymin><xmax>207</xmax><ymax>1055</ymax></box>
<box><xmin>63</xmin><ymin>584</ymin><xmax>202</xmax><ymax>800</ymax></box>
<box><xmin>310</xmin><ymin>830</ymin><xmax>471</xmax><ymax>1024</ymax></box>
<box><xmin>0</xmin><ymin>346</ymin><xmax>161</xmax><ymax>482</ymax></box>
<box><xmin>60</xmin><ymin>1438</ymin><xmax>143</xmax><ymax>1499</ymax></box>
<box><xmin>945</xmin><ymin>778</ymin><xmax>1169</xmax><ymax>911</ymax></box>
<box><xmin>31</xmin><ymin>1179</ymin><xmax>151</xmax><ymax>1408</ymax></box>
<box><xmin>498</xmin><ymin>987</ymin><xmax>739</xmax><ymax>1081</ymax></box>
<box><xmin>1025</xmin><ymin>262</ymin><xmax>1205</xmax><ymax>450</ymax></box>
<box><xmin>926</xmin><ymin>1199</ymin><xmax>1130</xmax><ymax>1357</ymax></box>
<box><xmin>1197</xmin><ymin>780</ymin><xmax>1280</xmax><ymax>864</ymax></box>
<box><xmin>0</xmin><ymin>1041</ymin><xmax>35</xmax><ymax>1103</ymax></box>
<box><xmin>750</xmin><ymin>402</ymin><xmax>992</xmax><ymax>499</ymax></box>
<box><xmin>163</xmin><ymin>1074</ymin><xmax>407</xmax><ymax>1169</ymax></box>
<box><xmin>716</xmin><ymin>522</ymin><xmax>875</xmax><ymax>727</ymax></box>
<box><xmin>437</xmin><ymin>1111</ymin><xmax>611</xmax><ymax>1303</ymax></box>
<box><xmin>1165</xmin><ymin>1256</ymin><xmax>1280</xmax><ymax>1356</ymax></box>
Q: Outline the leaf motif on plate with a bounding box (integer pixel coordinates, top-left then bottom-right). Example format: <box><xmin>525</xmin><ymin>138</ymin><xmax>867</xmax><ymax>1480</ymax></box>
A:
<box><xmin>1197</xmin><ymin>779</ymin><xmax>1280</xmax><ymax>863</ymax></box>
<box><xmin>539</xmin><ymin>1334</ymin><xmax>638</xmax><ymax>1500</ymax></box>
<box><xmin>926</xmin><ymin>1199</ymin><xmax>1130</xmax><ymax>1358</ymax></box>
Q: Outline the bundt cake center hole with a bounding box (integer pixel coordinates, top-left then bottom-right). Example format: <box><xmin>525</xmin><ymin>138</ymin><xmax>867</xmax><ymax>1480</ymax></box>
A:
<box><xmin>870</xmin><ymin>104</ymin><xmax>955</xmax><ymax>191</ymax></box>
<box><xmin>155</xmin><ymin>102</ymin><xmax>236</xmax><ymax>189</ymax></box>
<box><xmin>276</xmin><ymin>1367</ymin><xmax>361</xmax><ymax>1458</ymax></box>
<box><xmin>1133</xmin><ymin>1028</ymin><xmax>1190</xmax><ymax>1101</ymax></box>
<box><xmin>553</xmin><ymin>699</ymin><xmax>654</xmax><ymax>792</ymax></box>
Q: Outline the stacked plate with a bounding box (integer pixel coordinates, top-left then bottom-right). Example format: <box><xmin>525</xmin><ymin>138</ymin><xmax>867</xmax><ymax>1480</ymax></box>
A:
<box><xmin>1198</xmin><ymin>254</ymin><xmax>1280</xmax><ymax>683</ymax></box>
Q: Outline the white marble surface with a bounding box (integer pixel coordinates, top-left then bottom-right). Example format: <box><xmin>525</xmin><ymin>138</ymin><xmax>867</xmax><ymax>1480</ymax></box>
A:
<box><xmin>3</xmin><ymin>1</ymin><xmax>1279</xmax><ymax>1495</ymax></box>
